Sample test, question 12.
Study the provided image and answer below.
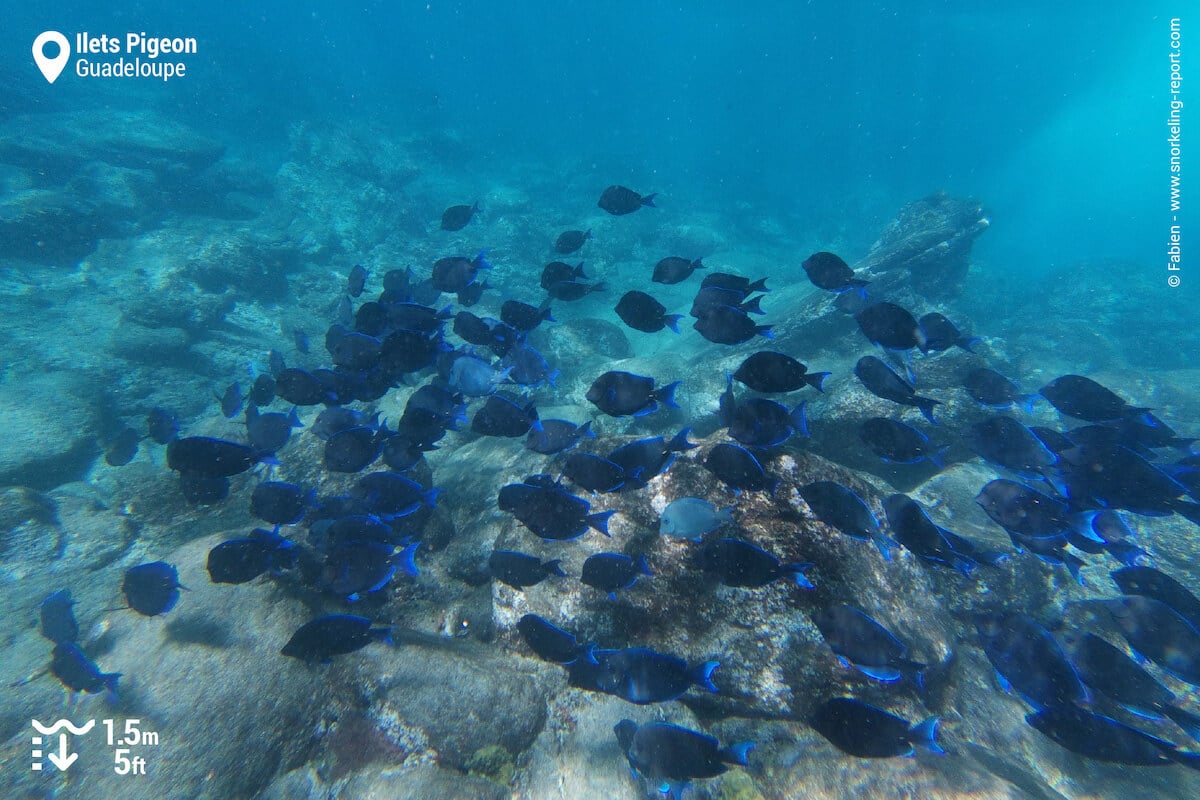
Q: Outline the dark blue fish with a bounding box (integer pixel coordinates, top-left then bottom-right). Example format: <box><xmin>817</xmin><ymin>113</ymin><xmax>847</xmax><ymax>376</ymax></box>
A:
<box><xmin>525</xmin><ymin>419</ymin><xmax>594</xmax><ymax>455</ymax></box>
<box><xmin>540</xmin><ymin>260</ymin><xmax>589</xmax><ymax>289</ymax></box>
<box><xmin>381</xmin><ymin>434</ymin><xmax>432</xmax><ymax>473</ymax></box>
<box><xmin>38</xmin><ymin>589</ymin><xmax>78</xmax><ymax>645</ymax></box>
<box><xmin>809</xmin><ymin>698</ymin><xmax>941</xmax><ymax>758</ymax></box>
<box><xmin>50</xmin><ymin>643</ymin><xmax>120</xmax><ymax>694</ymax></box>
<box><xmin>431</xmin><ymin>251</ymin><xmax>490</xmax><ymax>293</ymax></box>
<box><xmin>598</xmin><ymin>185</ymin><xmax>656</xmax><ymax>215</ymax></box>
<box><xmin>327</xmin><ymin>327</ymin><xmax>383</xmax><ymax>372</ymax></box>
<box><xmin>854</xmin><ymin>356</ymin><xmax>940</xmax><ymax>424</ymax></box>
<box><xmin>146</xmin><ymin>407</ymin><xmax>180</xmax><ymax>444</ymax></box>
<box><xmin>1111</xmin><ymin>566</ymin><xmax>1200</xmax><ymax>630</ymax></box>
<box><xmin>975</xmin><ymin>479</ymin><xmax>1072</xmax><ymax>539</ymax></box>
<box><xmin>206</xmin><ymin>529</ymin><xmax>297</xmax><ymax>584</ymax></box>
<box><xmin>347</xmin><ymin>263</ymin><xmax>368</xmax><ymax>297</ymax></box>
<box><xmin>281</xmin><ymin>614</ymin><xmax>392</xmax><ymax>661</ymax></box>
<box><xmin>503</xmin><ymin>344</ymin><xmax>557</xmax><ymax>387</ymax></box>
<box><xmin>582</xmin><ymin>647</ymin><xmax>718</xmax><ymax>703</ymax></box>
<box><xmin>167</xmin><ymin>436</ymin><xmax>275</xmax><ymax>477</ymax></box>
<box><xmin>293</xmin><ymin>328</ymin><xmax>310</xmax><ymax>354</ymax></box>
<box><xmin>546</xmin><ymin>277</ymin><xmax>606</xmax><ymax>301</ymax></box>
<box><xmin>856</xmin><ymin>302</ymin><xmax>924</xmax><ymax>351</ymax></box>
<box><xmin>321</xmin><ymin>514</ymin><xmax>393</xmax><ymax>547</ymax></box>
<box><xmin>614</xmin><ymin>719</ymin><xmax>751</xmax><ymax>796</ymax></box>
<box><xmin>517</xmin><ymin>614</ymin><xmax>587</xmax><ymax>664</ymax></box>
<box><xmin>440</xmin><ymin>201</ymin><xmax>480</xmax><ymax>231</ymax></box>
<box><xmin>858</xmin><ymin>417</ymin><xmax>944</xmax><ymax>467</ymax></box>
<box><xmin>312</xmin><ymin>407</ymin><xmax>378</xmax><ymax>441</ymax></box>
<box><xmin>1074</xmin><ymin>511</ymin><xmax>1147</xmax><ymax>567</ymax></box>
<box><xmin>457</xmin><ymin>279</ymin><xmax>487</xmax><ymax>306</ymax></box>
<box><xmin>694</xmin><ymin>305</ymin><xmax>773</xmax><ymax>345</ymax></box>
<box><xmin>245</xmin><ymin>405</ymin><xmax>302</xmax><ymax>452</ymax></box>
<box><xmin>335</xmin><ymin>295</ymin><xmax>353</xmax><ymax>326</ymax></box>
<box><xmin>615</xmin><ymin>290</ymin><xmax>682</xmax><ymax>333</ymax></box>
<box><xmin>587</xmin><ymin>371</ymin><xmax>679</xmax><ymax>418</ymax></box>
<box><xmin>689</xmin><ymin>286</ymin><xmax>764</xmax><ymax>318</ymax></box>
<box><xmin>581</xmin><ymin>553</ymin><xmax>652</xmax><ymax>599</ymax></box>
<box><xmin>386</xmin><ymin>302</ymin><xmax>453</xmax><ymax>334</ymax></box>
<box><xmin>122</xmin><ymin>562</ymin><xmax>183</xmax><ymax>616</ymax></box>
<box><xmin>968</xmin><ymin>415</ymin><xmax>1057</xmax><ymax>475</ymax></box>
<box><xmin>447</xmin><ymin>355</ymin><xmax>508</xmax><ymax>397</ymax></box>
<box><xmin>324</xmin><ymin>426</ymin><xmax>382</xmax><ymax>473</ymax></box>
<box><xmin>1040</xmin><ymin>374</ymin><xmax>1151</xmax><ymax>422</ymax></box>
<box><xmin>402</xmin><ymin>385</ymin><xmax>467</xmax><ymax>435</ymax></box>
<box><xmin>322</xmin><ymin>540</ymin><xmax>418</xmax><ymax>601</ymax></box>
<box><xmin>727</xmin><ymin>397</ymin><xmax>808</xmax><ymax>447</ymax></box>
<box><xmin>811</xmin><ymin>605</ymin><xmax>925</xmax><ymax>684</ymax></box>
<box><xmin>251</xmin><ymin>481</ymin><xmax>314</xmax><ymax>525</ymax></box>
<box><xmin>352</xmin><ymin>472</ymin><xmax>439</xmax><ymax>518</ymax></box>
<box><xmin>1060</xmin><ymin>441</ymin><xmax>1191</xmax><ymax>515</ymax></box>
<box><xmin>964</xmin><ymin>367</ymin><xmax>1028</xmax><ymax>408</ymax></box>
<box><xmin>798</xmin><ymin>481</ymin><xmax>893</xmax><ymax>556</ymax></box>
<box><xmin>452</xmin><ymin>311</ymin><xmax>498</xmax><ymax>346</ymax></box>
<box><xmin>884</xmin><ymin>494</ymin><xmax>989</xmax><ymax>574</ymax></box>
<box><xmin>472</xmin><ymin>395</ymin><xmax>539</xmax><ymax>437</ymax></box>
<box><xmin>500</xmin><ymin>299</ymin><xmax>554</xmax><ymax>332</ymax></box>
<box><xmin>554</xmin><ymin>229</ymin><xmax>591</xmax><ymax>254</ymax></box>
<box><xmin>1026</xmin><ymin>705</ymin><xmax>1200</xmax><ymax>769</ymax></box>
<box><xmin>104</xmin><ymin>427</ymin><xmax>139</xmax><ymax>467</ymax></box>
<box><xmin>918</xmin><ymin>312</ymin><xmax>978</xmax><ymax>353</ymax></box>
<box><xmin>701</xmin><ymin>272</ymin><xmax>767</xmax><ymax>293</ymax></box>
<box><xmin>703</xmin><ymin>444</ymin><xmax>777</xmax><ymax>493</ymax></box>
<box><xmin>607</xmin><ymin>428</ymin><xmax>695</xmax><ymax>490</ymax></box>
<box><xmin>700</xmin><ymin>538</ymin><xmax>812</xmax><ymax>588</ymax></box>
<box><xmin>564</xmin><ymin>453</ymin><xmax>631</xmax><ymax>493</ymax></box>
<box><xmin>179</xmin><ymin>472</ymin><xmax>230</xmax><ymax>505</ymax></box>
<box><xmin>380</xmin><ymin>329</ymin><xmax>449</xmax><ymax>375</ymax></box>
<box><xmin>275</xmin><ymin>368</ymin><xmax>336</xmax><ymax>406</ymax></box>
<box><xmin>975</xmin><ymin>612</ymin><xmax>1086</xmax><ymax>709</ymax></box>
<box><xmin>733</xmin><ymin>351</ymin><xmax>827</xmax><ymax>393</ymax></box>
<box><xmin>801</xmin><ymin>251</ymin><xmax>868</xmax><ymax>292</ymax></box>
<box><xmin>652</xmin><ymin>256</ymin><xmax>704</xmax><ymax>285</ymax></box>
<box><xmin>1106</xmin><ymin>596</ymin><xmax>1200</xmax><ymax>686</ymax></box>
<box><xmin>248</xmin><ymin>373</ymin><xmax>276</xmax><ymax>407</ymax></box>
<box><xmin>216</xmin><ymin>382</ymin><xmax>243</xmax><ymax>418</ymax></box>
<box><xmin>488</xmin><ymin>551</ymin><xmax>567</xmax><ymax>590</ymax></box>
<box><xmin>498</xmin><ymin>477</ymin><xmax>615</xmax><ymax>540</ymax></box>
<box><xmin>1072</xmin><ymin>633</ymin><xmax>1200</xmax><ymax>740</ymax></box>
<box><xmin>267</xmin><ymin>349</ymin><xmax>287</xmax><ymax>376</ymax></box>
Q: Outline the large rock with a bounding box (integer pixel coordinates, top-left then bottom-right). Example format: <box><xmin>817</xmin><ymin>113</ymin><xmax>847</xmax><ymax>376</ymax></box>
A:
<box><xmin>0</xmin><ymin>373</ymin><xmax>101</xmax><ymax>490</ymax></box>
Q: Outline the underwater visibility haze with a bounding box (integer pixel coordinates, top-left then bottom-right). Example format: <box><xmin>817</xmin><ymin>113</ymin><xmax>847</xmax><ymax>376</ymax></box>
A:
<box><xmin>2</xmin><ymin>2</ymin><xmax>1199</xmax><ymax>799</ymax></box>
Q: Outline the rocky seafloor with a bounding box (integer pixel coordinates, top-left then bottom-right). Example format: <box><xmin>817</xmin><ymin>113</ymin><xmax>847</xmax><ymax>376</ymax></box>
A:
<box><xmin>2</xmin><ymin>111</ymin><xmax>1199</xmax><ymax>800</ymax></box>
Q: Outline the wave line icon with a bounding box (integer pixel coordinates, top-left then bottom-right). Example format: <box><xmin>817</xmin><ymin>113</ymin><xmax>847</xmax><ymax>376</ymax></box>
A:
<box><xmin>32</xmin><ymin>719</ymin><xmax>95</xmax><ymax>736</ymax></box>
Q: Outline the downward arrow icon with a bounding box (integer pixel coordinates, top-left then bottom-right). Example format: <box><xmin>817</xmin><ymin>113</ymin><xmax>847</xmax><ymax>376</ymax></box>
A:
<box><xmin>46</xmin><ymin>734</ymin><xmax>78</xmax><ymax>771</ymax></box>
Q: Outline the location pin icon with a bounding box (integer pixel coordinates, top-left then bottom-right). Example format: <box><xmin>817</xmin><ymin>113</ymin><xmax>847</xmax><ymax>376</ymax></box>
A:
<box><xmin>32</xmin><ymin>31</ymin><xmax>70</xmax><ymax>84</ymax></box>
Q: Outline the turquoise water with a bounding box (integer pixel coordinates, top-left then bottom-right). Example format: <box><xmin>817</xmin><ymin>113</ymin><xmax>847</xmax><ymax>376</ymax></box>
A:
<box><xmin>2</xmin><ymin>4</ymin><xmax>1199</xmax><ymax>799</ymax></box>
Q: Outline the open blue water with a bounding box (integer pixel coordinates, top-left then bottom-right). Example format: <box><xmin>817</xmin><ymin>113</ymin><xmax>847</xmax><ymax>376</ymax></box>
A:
<box><xmin>2</xmin><ymin>3</ymin><xmax>1198</xmax><ymax>799</ymax></box>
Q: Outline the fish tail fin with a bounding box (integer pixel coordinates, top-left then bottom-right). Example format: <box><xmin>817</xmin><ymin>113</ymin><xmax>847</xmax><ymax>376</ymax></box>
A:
<box><xmin>423</xmin><ymin>487</ymin><xmax>441</xmax><ymax>508</ymax></box>
<box><xmin>573</xmin><ymin>262</ymin><xmax>589</xmax><ymax>280</ymax></box>
<box><xmin>958</xmin><ymin>336</ymin><xmax>982</xmax><ymax>353</ymax></box>
<box><xmin>805</xmin><ymin>371</ymin><xmax>831</xmax><ymax>393</ymax></box>
<box><xmin>668</xmin><ymin>426</ymin><xmax>696</xmax><ymax>452</ymax></box>
<box><xmin>1165</xmin><ymin>706</ymin><xmax>1200</xmax><ymax>742</ymax></box>
<box><xmin>915</xmin><ymin>396</ymin><xmax>941</xmax><ymax>425</ymax></box>
<box><xmin>664</xmin><ymin>314</ymin><xmax>683</xmax><ymax>334</ymax></box>
<box><xmin>641</xmin><ymin>192</ymin><xmax>658</xmax><ymax>207</ymax></box>
<box><xmin>587</xmin><ymin>510</ymin><xmax>616</xmax><ymax>536</ymax></box>
<box><xmin>397</xmin><ymin>541</ymin><xmax>420</xmax><ymax>576</ymax></box>
<box><xmin>874</xmin><ymin>534</ymin><xmax>896</xmax><ymax>561</ymax></box>
<box><xmin>692</xmin><ymin>660</ymin><xmax>720</xmax><ymax>693</ymax></box>
<box><xmin>1171</xmin><ymin>500</ymin><xmax>1200</xmax><ymax>528</ymax></box>
<box><xmin>547</xmin><ymin>369</ymin><xmax>561</xmax><ymax>388</ymax></box>
<box><xmin>636</xmin><ymin>554</ymin><xmax>653</xmax><ymax>576</ymax></box>
<box><xmin>693</xmin><ymin>258</ymin><xmax>705</xmax><ymax>270</ymax></box>
<box><xmin>757</xmin><ymin>324</ymin><xmax>775</xmax><ymax>340</ymax></box>
<box><xmin>656</xmin><ymin>381</ymin><xmax>682</xmax><ymax>410</ymax></box>
<box><xmin>579</xmin><ymin>421</ymin><xmax>595</xmax><ymax>439</ymax></box>
<box><xmin>1020</xmin><ymin>394</ymin><xmax>1039</xmax><ymax>414</ymax></box>
<box><xmin>1170</xmin><ymin>750</ymin><xmax>1200</xmax><ymax>771</ymax></box>
<box><xmin>784</xmin><ymin>562</ymin><xmax>815</xmax><ymax>589</ymax></box>
<box><xmin>742</xmin><ymin>295</ymin><xmax>765</xmax><ymax>315</ymax></box>
<box><xmin>545</xmin><ymin>559</ymin><xmax>569</xmax><ymax>578</ymax></box>
<box><xmin>930</xmin><ymin>445</ymin><xmax>949</xmax><ymax>469</ymax></box>
<box><xmin>590</xmin><ymin>281</ymin><xmax>608</xmax><ymax>294</ymax></box>
<box><xmin>911</xmin><ymin>717</ymin><xmax>944</xmax><ymax>755</ymax></box>
<box><xmin>474</xmin><ymin>250</ymin><xmax>491</xmax><ymax>270</ymax></box>
<box><xmin>103</xmin><ymin>672</ymin><xmax>122</xmax><ymax>697</ymax></box>
<box><xmin>747</xmin><ymin>277</ymin><xmax>769</xmax><ymax>293</ymax></box>
<box><xmin>720</xmin><ymin>741</ymin><xmax>754</xmax><ymax>767</ymax></box>
<box><xmin>791</xmin><ymin>402</ymin><xmax>810</xmax><ymax>437</ymax></box>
